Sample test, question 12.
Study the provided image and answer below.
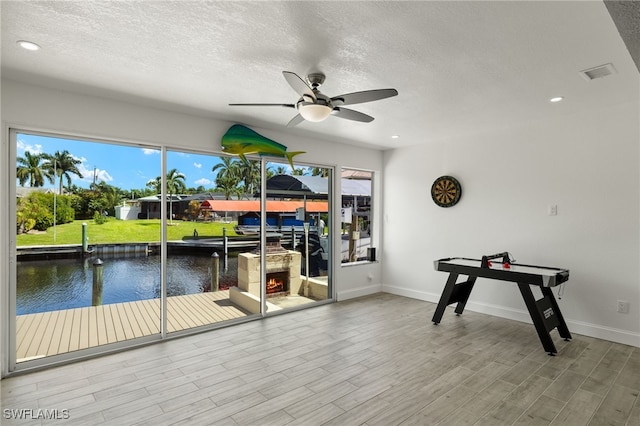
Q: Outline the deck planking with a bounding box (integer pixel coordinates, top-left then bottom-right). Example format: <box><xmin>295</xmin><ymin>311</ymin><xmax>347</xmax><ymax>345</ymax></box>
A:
<box><xmin>15</xmin><ymin>291</ymin><xmax>249</xmax><ymax>362</ymax></box>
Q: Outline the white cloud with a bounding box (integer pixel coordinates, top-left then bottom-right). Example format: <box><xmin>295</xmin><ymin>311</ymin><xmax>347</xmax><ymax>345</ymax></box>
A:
<box><xmin>194</xmin><ymin>162</ymin><xmax>202</xmax><ymax>169</ymax></box>
<box><xmin>17</xmin><ymin>139</ymin><xmax>43</xmax><ymax>154</ymax></box>
<box><xmin>95</xmin><ymin>169</ymin><xmax>114</xmax><ymax>183</ymax></box>
<box><xmin>142</xmin><ymin>148</ymin><xmax>160</xmax><ymax>155</ymax></box>
<box><xmin>77</xmin><ymin>162</ymin><xmax>113</xmax><ymax>184</ymax></box>
<box><xmin>194</xmin><ymin>178</ymin><xmax>212</xmax><ymax>186</ymax></box>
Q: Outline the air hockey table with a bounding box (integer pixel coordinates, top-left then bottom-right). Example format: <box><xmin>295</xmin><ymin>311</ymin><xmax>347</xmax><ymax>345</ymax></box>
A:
<box><xmin>432</xmin><ymin>252</ymin><xmax>571</xmax><ymax>355</ymax></box>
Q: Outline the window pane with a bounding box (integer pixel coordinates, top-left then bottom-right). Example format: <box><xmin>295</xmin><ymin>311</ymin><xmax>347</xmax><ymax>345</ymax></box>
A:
<box><xmin>260</xmin><ymin>161</ymin><xmax>333</xmax><ymax>306</ymax></box>
<box><xmin>15</xmin><ymin>132</ymin><xmax>162</xmax><ymax>362</ymax></box>
<box><xmin>341</xmin><ymin>169</ymin><xmax>373</xmax><ymax>263</ymax></box>
<box><xmin>164</xmin><ymin>150</ymin><xmax>254</xmax><ymax>332</ymax></box>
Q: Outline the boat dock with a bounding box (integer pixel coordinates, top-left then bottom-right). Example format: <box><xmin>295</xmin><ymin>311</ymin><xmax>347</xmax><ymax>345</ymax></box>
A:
<box><xmin>16</xmin><ymin>291</ymin><xmax>250</xmax><ymax>362</ymax></box>
<box><xmin>16</xmin><ymin>236</ymin><xmax>300</xmax><ymax>260</ymax></box>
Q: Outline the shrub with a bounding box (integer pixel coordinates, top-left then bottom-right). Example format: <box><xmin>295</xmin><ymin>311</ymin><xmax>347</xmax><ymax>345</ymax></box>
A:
<box><xmin>93</xmin><ymin>211</ymin><xmax>108</xmax><ymax>225</ymax></box>
<box><xmin>17</xmin><ymin>191</ymin><xmax>78</xmax><ymax>232</ymax></box>
<box><xmin>34</xmin><ymin>211</ymin><xmax>54</xmax><ymax>231</ymax></box>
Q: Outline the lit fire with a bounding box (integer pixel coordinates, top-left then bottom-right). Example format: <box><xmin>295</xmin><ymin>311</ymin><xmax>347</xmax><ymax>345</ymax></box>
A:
<box><xmin>267</xmin><ymin>278</ymin><xmax>284</xmax><ymax>293</ymax></box>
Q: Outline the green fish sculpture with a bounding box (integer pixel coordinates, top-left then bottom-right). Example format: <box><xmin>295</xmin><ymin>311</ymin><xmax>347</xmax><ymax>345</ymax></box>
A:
<box><xmin>221</xmin><ymin>124</ymin><xmax>305</xmax><ymax>168</ymax></box>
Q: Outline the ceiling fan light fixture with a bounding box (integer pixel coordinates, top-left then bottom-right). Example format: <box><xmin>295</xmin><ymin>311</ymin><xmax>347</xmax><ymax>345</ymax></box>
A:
<box><xmin>298</xmin><ymin>103</ymin><xmax>332</xmax><ymax>122</ymax></box>
<box><xmin>17</xmin><ymin>40</ymin><xmax>40</xmax><ymax>51</ymax></box>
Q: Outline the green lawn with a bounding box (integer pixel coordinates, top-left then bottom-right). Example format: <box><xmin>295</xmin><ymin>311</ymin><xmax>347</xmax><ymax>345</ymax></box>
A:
<box><xmin>16</xmin><ymin>219</ymin><xmax>238</xmax><ymax>246</ymax></box>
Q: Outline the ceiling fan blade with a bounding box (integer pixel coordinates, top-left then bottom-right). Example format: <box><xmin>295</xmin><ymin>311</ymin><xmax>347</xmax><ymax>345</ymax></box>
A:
<box><xmin>286</xmin><ymin>114</ymin><xmax>305</xmax><ymax>127</ymax></box>
<box><xmin>331</xmin><ymin>107</ymin><xmax>374</xmax><ymax>123</ymax></box>
<box><xmin>283</xmin><ymin>71</ymin><xmax>316</xmax><ymax>101</ymax></box>
<box><xmin>331</xmin><ymin>88</ymin><xmax>398</xmax><ymax>106</ymax></box>
<box><xmin>229</xmin><ymin>103</ymin><xmax>295</xmax><ymax>108</ymax></box>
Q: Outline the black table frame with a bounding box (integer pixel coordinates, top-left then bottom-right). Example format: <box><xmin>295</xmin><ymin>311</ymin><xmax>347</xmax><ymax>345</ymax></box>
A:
<box><xmin>432</xmin><ymin>256</ymin><xmax>571</xmax><ymax>355</ymax></box>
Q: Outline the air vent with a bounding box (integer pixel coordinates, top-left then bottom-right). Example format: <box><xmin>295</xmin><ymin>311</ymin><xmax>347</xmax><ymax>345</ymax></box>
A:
<box><xmin>580</xmin><ymin>63</ymin><xmax>617</xmax><ymax>81</ymax></box>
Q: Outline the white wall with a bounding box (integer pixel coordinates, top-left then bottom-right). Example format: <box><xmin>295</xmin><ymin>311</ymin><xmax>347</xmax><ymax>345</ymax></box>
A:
<box><xmin>382</xmin><ymin>100</ymin><xmax>640</xmax><ymax>347</ymax></box>
<box><xmin>0</xmin><ymin>79</ymin><xmax>384</xmax><ymax>376</ymax></box>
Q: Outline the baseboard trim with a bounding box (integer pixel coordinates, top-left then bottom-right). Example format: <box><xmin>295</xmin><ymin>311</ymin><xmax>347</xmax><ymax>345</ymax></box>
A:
<box><xmin>337</xmin><ymin>284</ymin><xmax>382</xmax><ymax>301</ymax></box>
<box><xmin>382</xmin><ymin>284</ymin><xmax>640</xmax><ymax>348</ymax></box>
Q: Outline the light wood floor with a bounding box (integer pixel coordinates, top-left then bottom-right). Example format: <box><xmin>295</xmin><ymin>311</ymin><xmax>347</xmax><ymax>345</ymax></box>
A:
<box><xmin>16</xmin><ymin>291</ymin><xmax>250</xmax><ymax>362</ymax></box>
<box><xmin>2</xmin><ymin>293</ymin><xmax>639</xmax><ymax>425</ymax></box>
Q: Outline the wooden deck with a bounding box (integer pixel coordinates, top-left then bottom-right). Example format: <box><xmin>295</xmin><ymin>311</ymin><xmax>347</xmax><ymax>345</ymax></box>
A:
<box><xmin>16</xmin><ymin>291</ymin><xmax>250</xmax><ymax>362</ymax></box>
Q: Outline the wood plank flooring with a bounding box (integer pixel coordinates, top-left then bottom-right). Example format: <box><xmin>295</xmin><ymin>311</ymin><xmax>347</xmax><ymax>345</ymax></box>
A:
<box><xmin>16</xmin><ymin>291</ymin><xmax>250</xmax><ymax>361</ymax></box>
<box><xmin>2</xmin><ymin>293</ymin><xmax>639</xmax><ymax>425</ymax></box>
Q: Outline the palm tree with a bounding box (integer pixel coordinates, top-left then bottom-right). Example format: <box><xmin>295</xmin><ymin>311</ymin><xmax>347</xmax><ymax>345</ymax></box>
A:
<box><xmin>16</xmin><ymin>151</ymin><xmax>54</xmax><ymax>187</ymax></box>
<box><xmin>213</xmin><ymin>157</ymin><xmax>241</xmax><ymax>198</ymax></box>
<box><xmin>43</xmin><ymin>150</ymin><xmax>84</xmax><ymax>194</ymax></box>
<box><xmin>215</xmin><ymin>175</ymin><xmax>243</xmax><ymax>200</ymax></box>
<box><xmin>238</xmin><ymin>159</ymin><xmax>261</xmax><ymax>199</ymax></box>
<box><xmin>274</xmin><ymin>166</ymin><xmax>288</xmax><ymax>175</ymax></box>
<box><xmin>146</xmin><ymin>176</ymin><xmax>161</xmax><ymax>194</ymax></box>
<box><xmin>146</xmin><ymin>169</ymin><xmax>186</xmax><ymax>223</ymax></box>
<box><xmin>212</xmin><ymin>157</ymin><xmax>240</xmax><ymax>182</ymax></box>
<box><xmin>92</xmin><ymin>181</ymin><xmax>122</xmax><ymax>216</ymax></box>
<box><xmin>166</xmin><ymin>168</ymin><xmax>186</xmax><ymax>223</ymax></box>
<box><xmin>310</xmin><ymin>167</ymin><xmax>329</xmax><ymax>177</ymax></box>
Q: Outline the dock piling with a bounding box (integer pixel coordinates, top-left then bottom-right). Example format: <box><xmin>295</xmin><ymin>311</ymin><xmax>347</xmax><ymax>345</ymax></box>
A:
<box><xmin>92</xmin><ymin>258</ymin><xmax>103</xmax><ymax>306</ymax></box>
<box><xmin>211</xmin><ymin>252</ymin><xmax>219</xmax><ymax>292</ymax></box>
<box><xmin>82</xmin><ymin>222</ymin><xmax>89</xmax><ymax>254</ymax></box>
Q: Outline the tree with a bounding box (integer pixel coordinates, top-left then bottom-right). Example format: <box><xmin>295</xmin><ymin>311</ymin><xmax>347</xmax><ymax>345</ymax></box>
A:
<box><xmin>274</xmin><ymin>166</ymin><xmax>288</xmax><ymax>175</ymax></box>
<box><xmin>310</xmin><ymin>167</ymin><xmax>329</xmax><ymax>177</ymax></box>
<box><xmin>237</xmin><ymin>159</ymin><xmax>261</xmax><ymax>199</ymax></box>
<box><xmin>187</xmin><ymin>200</ymin><xmax>201</xmax><ymax>220</ymax></box>
<box><xmin>146</xmin><ymin>176</ymin><xmax>161</xmax><ymax>194</ymax></box>
<box><xmin>43</xmin><ymin>150</ymin><xmax>84</xmax><ymax>193</ymax></box>
<box><xmin>215</xmin><ymin>175</ymin><xmax>243</xmax><ymax>200</ymax></box>
<box><xmin>16</xmin><ymin>192</ymin><xmax>74</xmax><ymax>233</ymax></box>
<box><xmin>91</xmin><ymin>181</ymin><xmax>122</xmax><ymax>216</ymax></box>
<box><xmin>16</xmin><ymin>151</ymin><xmax>53</xmax><ymax>187</ymax></box>
<box><xmin>149</xmin><ymin>169</ymin><xmax>186</xmax><ymax>223</ymax></box>
<box><xmin>212</xmin><ymin>157</ymin><xmax>240</xmax><ymax>182</ymax></box>
<box><xmin>213</xmin><ymin>157</ymin><xmax>242</xmax><ymax>198</ymax></box>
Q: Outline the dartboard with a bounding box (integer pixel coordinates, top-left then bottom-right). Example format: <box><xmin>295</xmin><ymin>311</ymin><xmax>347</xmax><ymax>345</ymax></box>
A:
<box><xmin>431</xmin><ymin>176</ymin><xmax>461</xmax><ymax>207</ymax></box>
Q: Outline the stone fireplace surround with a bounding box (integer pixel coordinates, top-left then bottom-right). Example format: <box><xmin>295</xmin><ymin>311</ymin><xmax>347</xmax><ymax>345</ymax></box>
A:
<box><xmin>229</xmin><ymin>250</ymin><xmax>302</xmax><ymax>314</ymax></box>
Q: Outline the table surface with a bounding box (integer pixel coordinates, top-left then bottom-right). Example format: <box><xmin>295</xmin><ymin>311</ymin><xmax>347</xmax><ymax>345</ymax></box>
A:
<box><xmin>437</xmin><ymin>257</ymin><xmax>568</xmax><ymax>278</ymax></box>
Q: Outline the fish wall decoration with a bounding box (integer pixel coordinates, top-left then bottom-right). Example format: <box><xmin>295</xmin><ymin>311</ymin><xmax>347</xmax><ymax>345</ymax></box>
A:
<box><xmin>221</xmin><ymin>124</ymin><xmax>305</xmax><ymax>168</ymax></box>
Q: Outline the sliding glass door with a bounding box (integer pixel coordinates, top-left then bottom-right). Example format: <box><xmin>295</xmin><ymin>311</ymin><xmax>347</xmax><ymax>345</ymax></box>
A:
<box><xmin>10</xmin><ymin>130</ymin><xmax>333</xmax><ymax>371</ymax></box>
<box><xmin>13</xmin><ymin>131</ymin><xmax>162</xmax><ymax>364</ymax></box>
<box><xmin>164</xmin><ymin>149</ymin><xmax>257</xmax><ymax>334</ymax></box>
<box><xmin>260</xmin><ymin>160</ymin><xmax>332</xmax><ymax>310</ymax></box>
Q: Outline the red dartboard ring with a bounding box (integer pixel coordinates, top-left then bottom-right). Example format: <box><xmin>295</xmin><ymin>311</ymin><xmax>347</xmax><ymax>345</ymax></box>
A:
<box><xmin>431</xmin><ymin>175</ymin><xmax>462</xmax><ymax>207</ymax></box>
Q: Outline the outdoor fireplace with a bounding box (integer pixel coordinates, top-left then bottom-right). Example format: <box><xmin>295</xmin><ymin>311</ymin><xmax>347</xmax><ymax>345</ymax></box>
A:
<box><xmin>229</xmin><ymin>237</ymin><xmax>302</xmax><ymax>313</ymax></box>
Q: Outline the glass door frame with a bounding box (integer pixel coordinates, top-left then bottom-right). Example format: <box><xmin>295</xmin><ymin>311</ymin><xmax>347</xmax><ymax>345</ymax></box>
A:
<box><xmin>7</xmin><ymin>128</ymin><xmax>166</xmax><ymax>374</ymax></box>
<box><xmin>5</xmin><ymin>132</ymin><xmax>335</xmax><ymax>374</ymax></box>
<box><xmin>260</xmin><ymin>158</ymin><xmax>335</xmax><ymax>316</ymax></box>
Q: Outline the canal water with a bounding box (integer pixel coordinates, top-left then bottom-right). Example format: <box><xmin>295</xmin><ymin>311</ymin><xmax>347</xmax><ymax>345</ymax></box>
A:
<box><xmin>16</xmin><ymin>254</ymin><xmax>239</xmax><ymax>315</ymax></box>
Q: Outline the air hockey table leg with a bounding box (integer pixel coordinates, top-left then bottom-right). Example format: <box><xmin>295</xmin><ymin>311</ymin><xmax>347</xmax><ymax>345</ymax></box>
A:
<box><xmin>432</xmin><ymin>273</ymin><xmax>459</xmax><ymax>324</ymax></box>
<box><xmin>517</xmin><ymin>282</ymin><xmax>559</xmax><ymax>355</ymax></box>
<box><xmin>540</xmin><ymin>286</ymin><xmax>572</xmax><ymax>341</ymax></box>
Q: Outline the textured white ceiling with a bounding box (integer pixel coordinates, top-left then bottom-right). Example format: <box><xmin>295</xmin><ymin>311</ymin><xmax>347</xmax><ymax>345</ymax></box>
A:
<box><xmin>2</xmin><ymin>1</ymin><xmax>638</xmax><ymax>150</ymax></box>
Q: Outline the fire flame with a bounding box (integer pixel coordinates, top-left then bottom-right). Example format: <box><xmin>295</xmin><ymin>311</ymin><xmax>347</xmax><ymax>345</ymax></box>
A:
<box><xmin>267</xmin><ymin>278</ymin><xmax>284</xmax><ymax>293</ymax></box>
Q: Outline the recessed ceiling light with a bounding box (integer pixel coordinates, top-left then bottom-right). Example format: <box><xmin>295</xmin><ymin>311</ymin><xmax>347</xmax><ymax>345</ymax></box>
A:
<box><xmin>391</xmin><ymin>135</ymin><xmax>399</xmax><ymax>139</ymax></box>
<box><xmin>549</xmin><ymin>96</ymin><xmax>564</xmax><ymax>103</ymax></box>
<box><xmin>17</xmin><ymin>40</ymin><xmax>40</xmax><ymax>51</ymax></box>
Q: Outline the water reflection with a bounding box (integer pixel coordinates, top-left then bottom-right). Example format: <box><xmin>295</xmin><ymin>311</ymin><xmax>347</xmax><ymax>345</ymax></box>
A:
<box><xmin>17</xmin><ymin>254</ymin><xmax>238</xmax><ymax>315</ymax></box>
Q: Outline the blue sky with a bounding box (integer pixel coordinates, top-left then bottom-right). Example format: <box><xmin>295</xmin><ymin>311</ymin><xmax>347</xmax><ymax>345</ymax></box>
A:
<box><xmin>15</xmin><ymin>133</ymin><xmax>250</xmax><ymax>191</ymax></box>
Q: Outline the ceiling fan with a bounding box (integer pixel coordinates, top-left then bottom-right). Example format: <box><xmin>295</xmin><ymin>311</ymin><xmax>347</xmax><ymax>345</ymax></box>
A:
<box><xmin>229</xmin><ymin>71</ymin><xmax>398</xmax><ymax>127</ymax></box>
